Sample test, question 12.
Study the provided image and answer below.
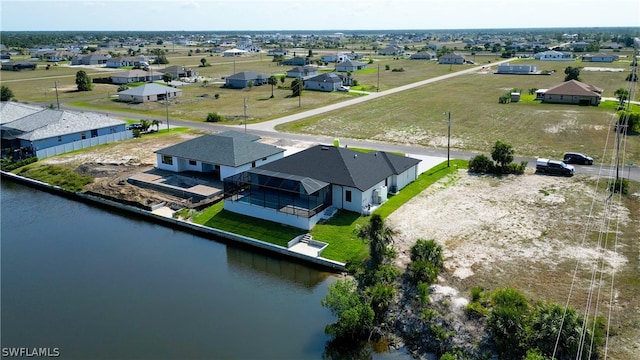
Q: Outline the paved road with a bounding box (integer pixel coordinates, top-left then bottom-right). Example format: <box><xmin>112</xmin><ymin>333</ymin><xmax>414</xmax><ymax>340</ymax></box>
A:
<box><xmin>54</xmin><ymin>59</ymin><xmax>639</xmax><ymax>182</ymax></box>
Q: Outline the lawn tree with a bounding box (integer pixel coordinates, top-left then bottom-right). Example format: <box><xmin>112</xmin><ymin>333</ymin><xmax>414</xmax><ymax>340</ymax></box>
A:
<box><xmin>564</xmin><ymin>66</ymin><xmax>581</xmax><ymax>81</ymax></box>
<box><xmin>140</xmin><ymin>119</ymin><xmax>151</xmax><ymax>132</ymax></box>
<box><xmin>1</xmin><ymin>85</ymin><xmax>15</xmax><ymax>101</ymax></box>
<box><xmin>356</xmin><ymin>214</ymin><xmax>396</xmax><ymax>268</ymax></box>
<box><xmin>279</xmin><ymin>75</ymin><xmax>286</xmax><ymax>85</ymax></box>
<box><xmin>151</xmin><ymin>119</ymin><xmax>161</xmax><ymax>131</ymax></box>
<box><xmin>491</xmin><ymin>140</ymin><xmax>514</xmax><ymax>173</ymax></box>
<box><xmin>614</xmin><ymin>87</ymin><xmax>629</xmax><ymax>103</ymax></box>
<box><xmin>268</xmin><ymin>75</ymin><xmax>278</xmax><ymax>98</ymax></box>
<box><xmin>162</xmin><ymin>72</ymin><xmax>173</xmax><ymax>85</ymax></box>
<box><xmin>75</xmin><ymin>70</ymin><xmax>93</xmax><ymax>91</ymax></box>
<box><xmin>200</xmin><ymin>58</ymin><xmax>207</xmax><ymax>67</ymax></box>
<box><xmin>291</xmin><ymin>78</ymin><xmax>302</xmax><ymax>97</ymax></box>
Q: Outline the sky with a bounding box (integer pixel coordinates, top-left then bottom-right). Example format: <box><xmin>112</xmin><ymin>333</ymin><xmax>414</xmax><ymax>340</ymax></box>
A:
<box><xmin>1</xmin><ymin>0</ymin><xmax>639</xmax><ymax>32</ymax></box>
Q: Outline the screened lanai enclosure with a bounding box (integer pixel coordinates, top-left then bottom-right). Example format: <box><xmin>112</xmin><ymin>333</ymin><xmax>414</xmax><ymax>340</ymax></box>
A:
<box><xmin>223</xmin><ymin>168</ymin><xmax>332</xmax><ymax>219</ymax></box>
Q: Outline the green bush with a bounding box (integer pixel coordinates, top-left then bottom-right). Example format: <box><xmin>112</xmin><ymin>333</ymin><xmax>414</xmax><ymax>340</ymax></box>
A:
<box><xmin>206</xmin><ymin>112</ymin><xmax>224</xmax><ymax>122</ymax></box>
<box><xmin>609</xmin><ymin>178</ymin><xmax>629</xmax><ymax>195</ymax></box>
<box><xmin>409</xmin><ymin>259</ymin><xmax>439</xmax><ymax>284</ymax></box>
<box><xmin>468</xmin><ymin>154</ymin><xmax>494</xmax><ymax>173</ymax></box>
<box><xmin>1</xmin><ymin>156</ymin><xmax>38</xmax><ymax>171</ymax></box>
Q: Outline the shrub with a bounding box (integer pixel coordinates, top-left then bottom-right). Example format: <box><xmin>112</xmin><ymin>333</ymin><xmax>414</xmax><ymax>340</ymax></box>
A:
<box><xmin>417</xmin><ymin>281</ymin><xmax>430</xmax><ymax>305</ymax></box>
<box><xmin>465</xmin><ymin>301</ymin><xmax>490</xmax><ymax>318</ymax></box>
<box><xmin>214</xmin><ymin>93</ymin><xmax>220</xmax><ymax>99</ymax></box>
<box><xmin>1</xmin><ymin>156</ymin><xmax>38</xmax><ymax>171</ymax></box>
<box><xmin>391</xmin><ymin>67</ymin><xmax>405</xmax><ymax>72</ymax></box>
<box><xmin>507</xmin><ymin>161</ymin><xmax>527</xmax><ymax>175</ymax></box>
<box><xmin>410</xmin><ymin>239</ymin><xmax>443</xmax><ymax>269</ymax></box>
<box><xmin>468</xmin><ymin>154</ymin><xmax>494</xmax><ymax>173</ymax></box>
<box><xmin>206</xmin><ymin>112</ymin><xmax>224</xmax><ymax>122</ymax></box>
<box><xmin>609</xmin><ymin>178</ymin><xmax>629</xmax><ymax>195</ymax></box>
<box><xmin>409</xmin><ymin>259</ymin><xmax>439</xmax><ymax>284</ymax></box>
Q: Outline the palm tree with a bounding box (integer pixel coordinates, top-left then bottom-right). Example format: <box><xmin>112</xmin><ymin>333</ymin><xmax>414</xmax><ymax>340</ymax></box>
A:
<box><xmin>151</xmin><ymin>119</ymin><xmax>161</xmax><ymax>131</ymax></box>
<box><xmin>356</xmin><ymin>214</ymin><xmax>396</xmax><ymax>268</ymax></box>
<box><xmin>268</xmin><ymin>75</ymin><xmax>278</xmax><ymax>98</ymax></box>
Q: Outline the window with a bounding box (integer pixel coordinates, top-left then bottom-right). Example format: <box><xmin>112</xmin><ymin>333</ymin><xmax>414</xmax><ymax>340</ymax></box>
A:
<box><xmin>252</xmin><ymin>161</ymin><xmax>256</xmax><ymax>168</ymax></box>
<box><xmin>81</xmin><ymin>132</ymin><xmax>86</xmax><ymax>140</ymax></box>
<box><xmin>189</xmin><ymin>160</ymin><xmax>197</xmax><ymax>166</ymax></box>
<box><xmin>57</xmin><ymin>136</ymin><xmax>62</xmax><ymax>142</ymax></box>
<box><xmin>161</xmin><ymin>155</ymin><xmax>173</xmax><ymax>165</ymax></box>
<box><xmin>345</xmin><ymin>190</ymin><xmax>352</xmax><ymax>203</ymax></box>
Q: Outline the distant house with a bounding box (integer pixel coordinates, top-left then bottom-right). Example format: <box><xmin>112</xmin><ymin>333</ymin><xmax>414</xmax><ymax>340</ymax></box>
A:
<box><xmin>534</xmin><ymin>50</ymin><xmax>573</xmax><ymax>61</ymax></box>
<box><xmin>542</xmin><ymin>80</ymin><xmax>602</xmax><ymax>106</ymax></box>
<box><xmin>335</xmin><ymin>59</ymin><xmax>367</xmax><ymax>72</ymax></box>
<box><xmin>282</xmin><ymin>57</ymin><xmax>312</xmax><ymax>66</ymax></box>
<box><xmin>71</xmin><ymin>54</ymin><xmax>110</xmax><ymax>65</ymax></box>
<box><xmin>321</xmin><ymin>53</ymin><xmax>350</xmax><ymax>63</ymax></box>
<box><xmin>268</xmin><ymin>48</ymin><xmax>289</xmax><ymax>56</ymax></box>
<box><xmin>438</xmin><ymin>53</ymin><xmax>466</xmax><ymax>64</ymax></box>
<box><xmin>0</xmin><ymin>103</ymin><xmax>128</xmax><ymax>159</ymax></box>
<box><xmin>286</xmin><ymin>66</ymin><xmax>319</xmax><ymax>79</ymax></box>
<box><xmin>223</xmin><ymin>145</ymin><xmax>422</xmax><ymax>230</ymax></box>
<box><xmin>223</xmin><ymin>48</ymin><xmax>248</xmax><ymax>57</ymax></box>
<box><xmin>225</xmin><ymin>71</ymin><xmax>269</xmax><ymax>89</ymax></box>
<box><xmin>303</xmin><ymin>73</ymin><xmax>343</xmax><ymax>92</ymax></box>
<box><xmin>110</xmin><ymin>70</ymin><xmax>165</xmax><ymax>84</ymax></box>
<box><xmin>410</xmin><ymin>51</ymin><xmax>437</xmax><ymax>60</ymax></box>
<box><xmin>160</xmin><ymin>65</ymin><xmax>198</xmax><ymax>79</ymax></box>
<box><xmin>117</xmin><ymin>83</ymin><xmax>182</xmax><ymax>103</ymax></box>
<box><xmin>496</xmin><ymin>63</ymin><xmax>538</xmax><ymax>74</ymax></box>
<box><xmin>1</xmin><ymin>62</ymin><xmax>37</xmax><ymax>71</ymax></box>
<box><xmin>154</xmin><ymin>131</ymin><xmax>285</xmax><ymax>180</ymax></box>
<box><xmin>581</xmin><ymin>53</ymin><xmax>619</xmax><ymax>63</ymax></box>
<box><xmin>378</xmin><ymin>45</ymin><xmax>405</xmax><ymax>56</ymax></box>
<box><xmin>106</xmin><ymin>57</ymin><xmax>150</xmax><ymax>68</ymax></box>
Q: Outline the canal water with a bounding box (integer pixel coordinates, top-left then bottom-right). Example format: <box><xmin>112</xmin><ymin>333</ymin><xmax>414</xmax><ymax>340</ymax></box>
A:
<box><xmin>1</xmin><ymin>181</ymin><xmax>411</xmax><ymax>359</ymax></box>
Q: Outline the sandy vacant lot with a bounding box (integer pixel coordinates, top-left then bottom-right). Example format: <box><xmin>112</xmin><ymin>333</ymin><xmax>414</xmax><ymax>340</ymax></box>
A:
<box><xmin>42</xmin><ymin>133</ymin><xmax>639</xmax><ymax>358</ymax></box>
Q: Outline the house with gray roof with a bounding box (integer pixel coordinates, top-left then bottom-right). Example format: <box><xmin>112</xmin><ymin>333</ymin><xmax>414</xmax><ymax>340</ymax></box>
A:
<box><xmin>117</xmin><ymin>83</ymin><xmax>182</xmax><ymax>103</ymax></box>
<box><xmin>154</xmin><ymin>131</ymin><xmax>285</xmax><ymax>180</ymax></box>
<box><xmin>223</xmin><ymin>145</ymin><xmax>421</xmax><ymax>230</ymax></box>
<box><xmin>224</xmin><ymin>71</ymin><xmax>270</xmax><ymax>89</ymax></box>
<box><xmin>110</xmin><ymin>69</ymin><xmax>165</xmax><ymax>84</ymax></box>
<box><xmin>410</xmin><ymin>51</ymin><xmax>437</xmax><ymax>60</ymax></box>
<box><xmin>161</xmin><ymin>65</ymin><xmax>198</xmax><ymax>79</ymax></box>
<box><xmin>438</xmin><ymin>53</ymin><xmax>466</xmax><ymax>64</ymax></box>
<box><xmin>286</xmin><ymin>66</ymin><xmax>319</xmax><ymax>79</ymax></box>
<box><xmin>303</xmin><ymin>73</ymin><xmax>343</xmax><ymax>92</ymax></box>
<box><xmin>0</xmin><ymin>105</ymin><xmax>128</xmax><ymax>159</ymax></box>
<box><xmin>71</xmin><ymin>54</ymin><xmax>110</xmax><ymax>66</ymax></box>
<box><xmin>580</xmin><ymin>53</ymin><xmax>619</xmax><ymax>63</ymax></box>
<box><xmin>335</xmin><ymin>59</ymin><xmax>367</xmax><ymax>72</ymax></box>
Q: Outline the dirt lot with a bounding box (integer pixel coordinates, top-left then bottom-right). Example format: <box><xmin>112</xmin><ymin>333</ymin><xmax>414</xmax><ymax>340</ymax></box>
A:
<box><xmin>41</xmin><ymin>132</ymin><xmax>639</xmax><ymax>358</ymax></box>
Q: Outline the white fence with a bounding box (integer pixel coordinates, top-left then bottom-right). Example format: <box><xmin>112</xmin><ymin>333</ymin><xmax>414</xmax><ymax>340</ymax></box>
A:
<box><xmin>36</xmin><ymin>132</ymin><xmax>133</xmax><ymax>159</ymax></box>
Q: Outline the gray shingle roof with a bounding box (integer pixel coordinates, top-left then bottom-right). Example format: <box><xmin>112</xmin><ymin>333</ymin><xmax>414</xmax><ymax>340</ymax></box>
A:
<box><xmin>117</xmin><ymin>83</ymin><xmax>181</xmax><ymax>96</ymax></box>
<box><xmin>256</xmin><ymin>145</ymin><xmax>421</xmax><ymax>191</ymax></box>
<box><xmin>306</xmin><ymin>73</ymin><xmax>342</xmax><ymax>83</ymax></box>
<box><xmin>154</xmin><ymin>131</ymin><xmax>284</xmax><ymax>167</ymax></box>
<box><xmin>0</xmin><ymin>102</ymin><xmax>43</xmax><ymax>124</ymax></box>
<box><xmin>226</xmin><ymin>71</ymin><xmax>269</xmax><ymax>81</ymax></box>
<box><xmin>1</xmin><ymin>108</ymin><xmax>125</xmax><ymax>141</ymax></box>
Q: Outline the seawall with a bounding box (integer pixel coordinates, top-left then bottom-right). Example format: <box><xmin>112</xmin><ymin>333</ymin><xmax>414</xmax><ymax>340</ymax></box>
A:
<box><xmin>1</xmin><ymin>171</ymin><xmax>346</xmax><ymax>272</ymax></box>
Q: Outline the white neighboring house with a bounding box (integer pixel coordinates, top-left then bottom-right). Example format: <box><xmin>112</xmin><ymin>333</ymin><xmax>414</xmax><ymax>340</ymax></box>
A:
<box><xmin>534</xmin><ymin>50</ymin><xmax>573</xmax><ymax>61</ymax></box>
<box><xmin>154</xmin><ymin>131</ymin><xmax>285</xmax><ymax>181</ymax></box>
<box><xmin>335</xmin><ymin>58</ymin><xmax>367</xmax><ymax>72</ymax></box>
<box><xmin>496</xmin><ymin>63</ymin><xmax>538</xmax><ymax>74</ymax></box>
<box><xmin>117</xmin><ymin>83</ymin><xmax>182</xmax><ymax>103</ymax></box>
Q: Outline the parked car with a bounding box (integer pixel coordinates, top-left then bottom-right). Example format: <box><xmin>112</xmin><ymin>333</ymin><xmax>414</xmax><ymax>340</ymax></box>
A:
<box><xmin>337</xmin><ymin>86</ymin><xmax>349</xmax><ymax>92</ymax></box>
<box><xmin>126</xmin><ymin>123</ymin><xmax>143</xmax><ymax>130</ymax></box>
<box><xmin>536</xmin><ymin>158</ymin><xmax>575</xmax><ymax>176</ymax></box>
<box><xmin>563</xmin><ymin>152</ymin><xmax>593</xmax><ymax>165</ymax></box>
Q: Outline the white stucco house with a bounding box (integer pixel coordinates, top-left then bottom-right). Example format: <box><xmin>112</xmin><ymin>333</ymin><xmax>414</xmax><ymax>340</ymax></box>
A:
<box><xmin>223</xmin><ymin>145</ymin><xmax>421</xmax><ymax>230</ymax></box>
<box><xmin>154</xmin><ymin>131</ymin><xmax>285</xmax><ymax>181</ymax></box>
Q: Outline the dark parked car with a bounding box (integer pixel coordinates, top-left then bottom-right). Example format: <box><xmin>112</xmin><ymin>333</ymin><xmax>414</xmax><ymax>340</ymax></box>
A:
<box><xmin>563</xmin><ymin>152</ymin><xmax>593</xmax><ymax>165</ymax></box>
<box><xmin>536</xmin><ymin>158</ymin><xmax>575</xmax><ymax>176</ymax></box>
<box><xmin>126</xmin><ymin>123</ymin><xmax>143</xmax><ymax>130</ymax></box>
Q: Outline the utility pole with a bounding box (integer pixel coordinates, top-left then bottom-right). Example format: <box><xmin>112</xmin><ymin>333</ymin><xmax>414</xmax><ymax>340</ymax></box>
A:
<box><xmin>445</xmin><ymin>111</ymin><xmax>451</xmax><ymax>167</ymax></box>
<box><xmin>298</xmin><ymin>76</ymin><xmax>302</xmax><ymax>108</ymax></box>
<box><xmin>243</xmin><ymin>97</ymin><xmax>248</xmax><ymax>133</ymax></box>
<box><xmin>377</xmin><ymin>63</ymin><xmax>380</xmax><ymax>92</ymax></box>
<box><xmin>54</xmin><ymin>81</ymin><xmax>60</xmax><ymax>110</ymax></box>
<box><xmin>165</xmin><ymin>90</ymin><xmax>170</xmax><ymax>131</ymax></box>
